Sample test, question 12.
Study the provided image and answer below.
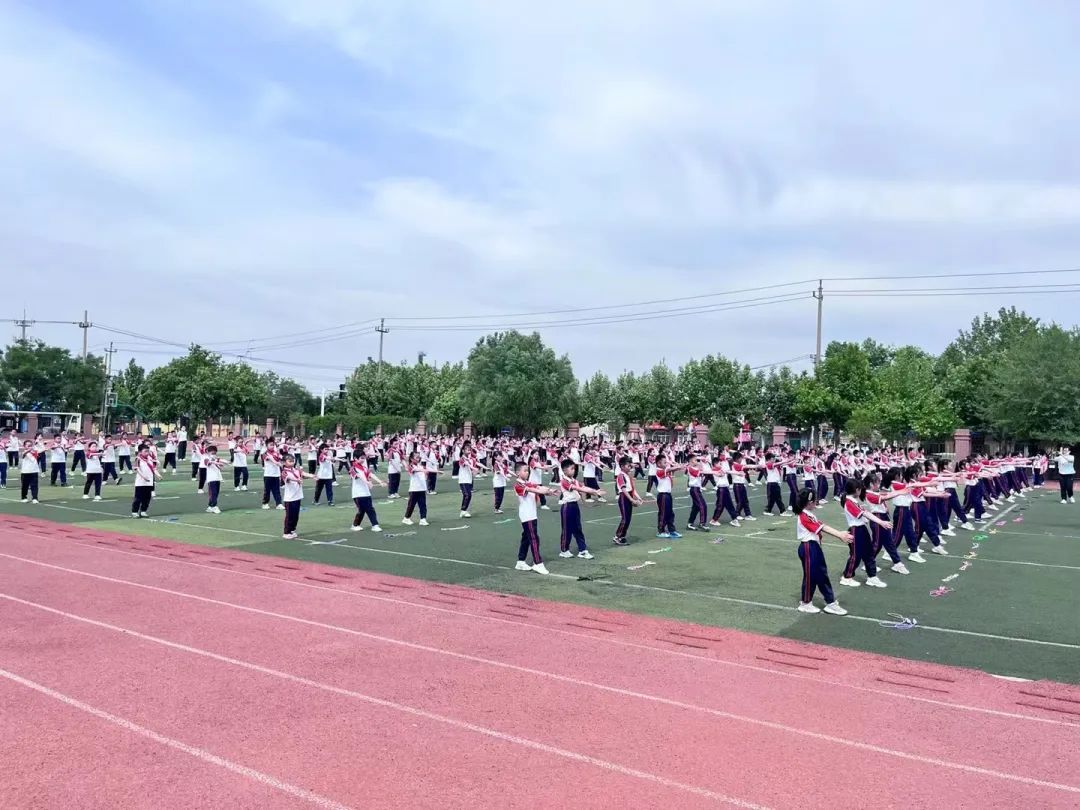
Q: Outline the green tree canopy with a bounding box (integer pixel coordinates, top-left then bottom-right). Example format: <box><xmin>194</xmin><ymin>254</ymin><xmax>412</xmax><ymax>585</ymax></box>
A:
<box><xmin>458</xmin><ymin>331</ymin><xmax>577</xmax><ymax>433</ymax></box>
<box><xmin>0</xmin><ymin>340</ymin><xmax>106</xmax><ymax>412</ymax></box>
<box><xmin>140</xmin><ymin>346</ymin><xmax>267</xmax><ymax>423</ymax></box>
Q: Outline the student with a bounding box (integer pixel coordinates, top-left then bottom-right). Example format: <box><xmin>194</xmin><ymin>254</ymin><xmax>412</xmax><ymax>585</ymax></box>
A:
<box><xmin>613</xmin><ymin>455</ymin><xmax>643</xmax><ymax>545</ymax></box>
<box><xmin>130</xmin><ymin>443</ymin><xmax>161</xmax><ymax>518</ymax></box>
<box><xmin>862</xmin><ymin>471</ymin><xmax>909</xmax><ymax>575</ymax></box>
<box><xmin>261</xmin><ymin>442</ymin><xmax>284</xmax><ymax>510</ymax></box>
<box><xmin>49</xmin><ymin>439</ymin><xmax>70</xmax><ymax>487</ymax></box>
<box><xmin>116</xmin><ymin>434</ymin><xmax>133</xmax><ymax>472</ymax></box>
<box><xmin>82</xmin><ymin>441</ymin><xmax>104</xmax><ymax>500</ymax></box>
<box><xmin>196</xmin><ymin>440</ymin><xmax>210</xmax><ymax>494</ymax></box>
<box><xmin>492</xmin><ymin>454</ymin><xmax>509</xmax><ymax>513</ymax></box>
<box><xmin>402</xmin><ymin>451</ymin><xmax>431</xmax><ymax>526</ymax></box>
<box><xmin>528</xmin><ymin>451</ymin><xmax>552</xmax><ymax>510</ymax></box>
<box><xmin>70</xmin><ymin>433</ymin><xmax>86</xmax><ymax>475</ymax></box>
<box><xmin>581</xmin><ymin>449</ymin><xmax>608</xmax><ymax>503</ymax></box>
<box><xmin>349</xmin><ymin>451</ymin><xmax>384</xmax><ymax>532</ymax></box>
<box><xmin>232</xmin><ymin>440</ymin><xmax>250</xmax><ymax>490</ymax></box>
<box><xmin>838</xmin><ymin>479</ymin><xmax>891</xmax><ymax>588</ymax></box>
<box><xmin>762</xmin><ymin>452</ymin><xmax>785</xmax><ymax>516</ymax></box>
<box><xmin>0</xmin><ymin>441</ymin><xmax>7</xmax><ymax>489</ymax></box>
<box><xmin>938</xmin><ymin>460</ymin><xmax>975</xmax><ymax>531</ymax></box>
<box><xmin>203</xmin><ymin>446</ymin><xmax>228</xmax><ymax>514</ymax></box>
<box><xmin>556</xmin><ymin>458</ymin><xmax>604</xmax><ymax>559</ymax></box>
<box><xmin>280</xmin><ymin>454</ymin><xmax>315</xmax><ymax>539</ymax></box>
<box><xmin>190</xmin><ymin>439</ymin><xmax>203</xmax><ymax>484</ymax></box>
<box><xmin>19</xmin><ymin>440</ymin><xmax>41</xmax><ymax>503</ymax></box>
<box><xmin>729</xmin><ymin>452</ymin><xmax>758</xmax><ymax>521</ymax></box>
<box><xmin>386</xmin><ymin>442</ymin><xmax>403</xmax><ymax>499</ymax></box>
<box><xmin>458</xmin><ymin>444</ymin><xmax>478</xmax><ymax>518</ymax></box>
<box><xmin>177</xmin><ymin>426</ymin><xmax>188</xmax><ymax>461</ymax></box>
<box><xmin>163</xmin><ymin>432</ymin><xmax>178</xmax><ymax>473</ymax></box>
<box><xmin>513</xmin><ymin>462</ymin><xmax>557</xmax><ymax>575</ymax></box>
<box><xmin>645</xmin><ymin>452</ymin><xmax>658</xmax><ymax>494</ymax></box>
<box><xmin>313</xmin><ymin>443</ymin><xmax>335</xmax><ymax>506</ymax></box>
<box><xmin>653</xmin><ymin>456</ymin><xmax>684</xmax><ymax>539</ymax></box>
<box><xmin>1057</xmin><ymin>447</ymin><xmax>1075</xmax><ymax>504</ymax></box>
<box><xmin>101</xmin><ymin>438</ymin><xmax>120</xmax><ymax>485</ymax></box>
<box><xmin>909</xmin><ymin>464</ymin><xmax>949</xmax><ymax>555</ymax></box>
<box><xmin>886</xmin><ymin>467</ymin><xmax>927</xmax><ymax>564</ymax></box>
<box><xmin>709</xmin><ymin>454</ymin><xmax>740</xmax><ymax>527</ymax></box>
<box><xmin>305</xmin><ymin>437</ymin><xmax>319</xmax><ymax>475</ymax></box>
<box><xmin>5</xmin><ymin>430</ymin><xmax>20</xmax><ymax>469</ymax></box>
<box><xmin>424</xmin><ymin>445</ymin><xmax>440</xmax><ymax>494</ymax></box>
<box><xmin>793</xmin><ymin>490</ymin><xmax>852</xmax><ymax>615</ymax></box>
<box><xmin>684</xmin><ymin>454</ymin><xmax>712</xmax><ymax>532</ymax></box>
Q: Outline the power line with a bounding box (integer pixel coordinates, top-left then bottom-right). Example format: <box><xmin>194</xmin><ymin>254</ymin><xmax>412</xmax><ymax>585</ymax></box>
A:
<box><xmin>822</xmin><ymin>266</ymin><xmax>1080</xmax><ymax>282</ymax></box>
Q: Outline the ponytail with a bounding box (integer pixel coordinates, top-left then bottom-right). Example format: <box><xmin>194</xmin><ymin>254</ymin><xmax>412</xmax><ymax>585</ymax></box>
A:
<box><xmin>794</xmin><ymin>489</ymin><xmax>815</xmax><ymax>514</ymax></box>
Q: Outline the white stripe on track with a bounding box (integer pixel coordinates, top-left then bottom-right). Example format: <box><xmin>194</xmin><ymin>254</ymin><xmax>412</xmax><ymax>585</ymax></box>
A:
<box><xmin>0</xmin><ymin>667</ymin><xmax>354</xmax><ymax>810</ymax></box>
<box><xmin>5</xmin><ymin>531</ymin><xmax>1076</xmax><ymax>729</ymax></box>
<box><xmin>0</xmin><ymin>594</ymin><xmax>766</xmax><ymax>809</ymax></box>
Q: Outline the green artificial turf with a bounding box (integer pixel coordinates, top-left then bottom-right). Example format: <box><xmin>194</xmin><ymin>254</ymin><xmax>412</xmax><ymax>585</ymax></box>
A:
<box><xmin>2</xmin><ymin>467</ymin><xmax>1077</xmax><ymax>683</ymax></box>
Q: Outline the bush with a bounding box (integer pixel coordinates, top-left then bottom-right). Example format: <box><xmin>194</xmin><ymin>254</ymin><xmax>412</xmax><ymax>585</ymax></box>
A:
<box><xmin>708</xmin><ymin>421</ymin><xmax>736</xmax><ymax>447</ymax></box>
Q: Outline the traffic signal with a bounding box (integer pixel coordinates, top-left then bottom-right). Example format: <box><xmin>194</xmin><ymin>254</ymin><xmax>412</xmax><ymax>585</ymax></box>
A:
<box><xmin>338</xmin><ymin>383</ymin><xmax>346</xmax><ymax>400</ymax></box>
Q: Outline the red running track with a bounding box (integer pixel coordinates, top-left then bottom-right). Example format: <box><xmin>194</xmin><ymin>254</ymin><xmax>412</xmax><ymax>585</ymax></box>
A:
<box><xmin>1</xmin><ymin>516</ymin><xmax>1079</xmax><ymax>809</ymax></box>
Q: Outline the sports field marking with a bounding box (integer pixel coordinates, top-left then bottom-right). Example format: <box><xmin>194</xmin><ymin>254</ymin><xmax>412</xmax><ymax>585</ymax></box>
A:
<box><xmin>0</xmin><ymin>593</ymin><xmax>766</xmax><ymax>809</ymax></box>
<box><xmin>976</xmin><ymin>558</ymin><xmax>1080</xmax><ymax>572</ymax></box>
<box><xmin>3</xmin><ymin>500</ymin><xmax>1075</xmax><ymax>650</ymax></box>
<box><xmin>0</xmin><ymin>667</ymin><xmax>354</xmax><ymax>810</ymax></box>
<box><xmin>27</xmin><ymin>533</ymin><xmax>1079</xmax><ymax>728</ymax></box>
<box><xmin>4</xmin><ymin>587</ymin><xmax>1077</xmax><ymax>797</ymax></box>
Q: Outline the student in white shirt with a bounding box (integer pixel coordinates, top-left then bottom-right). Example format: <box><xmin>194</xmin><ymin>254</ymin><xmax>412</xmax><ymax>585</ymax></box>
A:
<box><xmin>177</xmin><ymin>427</ymin><xmax>188</xmax><ymax>461</ymax></box>
<box><xmin>48</xmin><ymin>439</ymin><xmax>71</xmax><ymax>487</ymax></box>
<box><xmin>261</xmin><ymin>444</ymin><xmax>284</xmax><ymax>509</ymax></box>
<box><xmin>313</xmin><ymin>443</ymin><xmax>336</xmax><ymax>506</ymax></box>
<box><xmin>402</xmin><ymin>452</ymin><xmax>432</xmax><ymax>526</ymax></box>
<box><xmin>349</xmin><ymin>452</ymin><xmax>385</xmax><ymax>532</ymax></box>
<box><xmin>5</xmin><ymin>431</ymin><xmax>19</xmax><ymax>469</ymax></box>
<box><xmin>203</xmin><ymin>445</ymin><xmax>229</xmax><ymax>513</ymax></box>
<box><xmin>1057</xmin><ymin>447</ymin><xmax>1075</xmax><ymax>504</ymax></box>
<box><xmin>19</xmin><ymin>440</ymin><xmax>41</xmax><ymax>503</ymax></box>
<box><xmin>386</xmin><ymin>443</ymin><xmax>404</xmax><ymax>498</ymax></box>
<box><xmin>116</xmin><ymin>435</ymin><xmax>133</xmax><ymax>472</ymax></box>
<box><xmin>190</xmin><ymin>439</ymin><xmax>203</xmax><ymax>482</ymax></box>
<box><xmin>280</xmin><ymin>454</ymin><xmax>315</xmax><ymax>539</ymax></box>
<box><xmin>130</xmin><ymin>444</ymin><xmax>161</xmax><ymax>517</ymax></box>
<box><xmin>101</xmin><ymin>439</ymin><xmax>120</xmax><ymax>484</ymax></box>
<box><xmin>513</xmin><ymin>462</ymin><xmax>558</xmax><ymax>575</ymax></box>
<box><xmin>163</xmin><ymin>433</ymin><xmax>178</xmax><ymax>474</ymax></box>
<box><xmin>82</xmin><ymin>441</ymin><xmax>104</xmax><ymax>500</ymax></box>
<box><xmin>70</xmin><ymin>433</ymin><xmax>86</xmax><ymax>475</ymax></box>
<box><xmin>232</xmin><ymin>440</ymin><xmax>250</xmax><ymax>490</ymax></box>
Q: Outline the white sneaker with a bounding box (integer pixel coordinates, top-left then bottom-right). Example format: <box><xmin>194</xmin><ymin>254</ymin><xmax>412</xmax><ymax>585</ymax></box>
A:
<box><xmin>558</xmin><ymin>550</ymin><xmax>573</xmax><ymax>558</ymax></box>
<box><xmin>459</xmin><ymin>511</ymin><xmax>471</xmax><ymax>518</ymax></box>
<box><xmin>540</xmin><ymin>505</ymin><xmax>551</xmax><ymax>511</ymax></box>
<box><xmin>351</xmin><ymin>525</ymin><xmax>364</xmax><ymax>531</ymax></box>
<box><xmin>371</xmin><ymin>525</ymin><xmax>382</xmax><ymax>532</ymax></box>
<box><xmin>730</xmin><ymin>519</ymin><xmax>741</xmax><ymax>528</ymax></box>
<box><xmin>241</xmin><ymin>485</ymin><xmax>248</xmax><ymax>491</ymax></box>
<box><xmin>139</xmin><ymin>511</ymin><xmax>148</xmax><ymax>517</ymax></box>
<box><xmin>130</xmin><ymin>511</ymin><xmax>138</xmax><ymax>516</ymax></box>
<box><xmin>262</xmin><ymin>504</ymin><xmax>270</xmax><ymax>510</ymax></box>
<box><xmin>577</xmin><ymin>550</ymin><xmax>594</xmax><ymax>559</ymax></box>
<box><xmin>1063</xmin><ymin>499</ymin><xmax>1069</xmax><ymax>504</ymax></box>
<box><xmin>931</xmin><ymin>545</ymin><xmax>949</xmax><ymax>556</ymax></box>
<box><xmin>823</xmin><ymin>602</ymin><xmax>848</xmax><ymax>616</ymax></box>
<box><xmin>890</xmin><ymin>562</ymin><xmax>910</xmax><ymax>575</ymax></box>
<box><xmin>276</xmin><ymin>504</ymin><xmax>285</xmax><ymax>511</ymax></box>
<box><xmin>865</xmin><ymin>576</ymin><xmax>888</xmax><ymax>588</ymax></box>
<box><xmin>833</xmin><ymin>496</ymin><xmax>841</xmax><ymax>502</ymax></box>
<box><xmin>908</xmin><ymin>552</ymin><xmax>927</xmax><ymax>563</ymax></box>
<box><xmin>514</xmin><ymin>561</ymin><xmax>532</xmax><ymax>571</ymax></box>
<box><xmin>419</xmin><ymin>518</ymin><xmax>429</xmax><ymax>526</ymax></box>
<box><xmin>961</xmin><ymin>522</ymin><xmax>975</xmax><ymax>530</ymax></box>
<box><xmin>494</xmin><ymin>509</ymin><xmax>503</xmax><ymax>514</ymax></box>
<box><xmin>1007</xmin><ymin>496</ymin><xmax>1016</xmax><ymax>503</ymax></box>
<box><xmin>402</xmin><ymin>517</ymin><xmax>414</xmax><ymax>525</ymax></box>
<box><xmin>941</xmin><ymin>528</ymin><xmax>956</xmax><ymax>537</ymax></box>
<box><xmin>82</xmin><ymin>494</ymin><xmax>90</xmax><ymax>500</ymax></box>
<box><xmin>797</xmin><ymin>602</ymin><xmax>821</xmax><ymax>614</ymax></box>
<box><xmin>709</xmin><ymin>520</ymin><xmax>721</xmax><ymax>526</ymax></box>
<box><xmin>206</xmin><ymin>507</ymin><xmax>214</xmax><ymax>513</ymax></box>
<box><xmin>283</xmin><ymin>532</ymin><xmax>297</xmax><ymax>540</ymax></box>
<box><xmin>93</xmin><ymin>496</ymin><xmax>101</xmax><ymax>501</ymax></box>
<box><xmin>32</xmin><ymin>499</ymin><xmax>39</xmax><ymax>504</ymax></box>
<box><xmin>743</xmin><ymin>515</ymin><xmax>757</xmax><ymax>521</ymax></box>
<box><xmin>531</xmin><ymin>563</ymin><xmax>550</xmax><ymax>575</ymax></box>
<box><xmin>1071</xmin><ymin>497</ymin><xmax>1076</xmax><ymax>504</ymax></box>
<box><xmin>197</xmin><ymin>489</ymin><xmax>204</xmax><ymax>494</ymax></box>
<box><xmin>839</xmin><ymin>577</ymin><xmax>861</xmax><ymax>587</ymax></box>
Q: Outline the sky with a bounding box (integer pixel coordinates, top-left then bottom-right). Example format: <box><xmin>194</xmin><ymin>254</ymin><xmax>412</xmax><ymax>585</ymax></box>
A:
<box><xmin>3</xmin><ymin>0</ymin><xmax>1080</xmax><ymax>391</ymax></box>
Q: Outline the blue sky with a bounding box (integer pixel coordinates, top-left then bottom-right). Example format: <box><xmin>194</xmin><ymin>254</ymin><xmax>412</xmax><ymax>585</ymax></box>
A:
<box><xmin>3</xmin><ymin>1</ymin><xmax>1080</xmax><ymax>390</ymax></box>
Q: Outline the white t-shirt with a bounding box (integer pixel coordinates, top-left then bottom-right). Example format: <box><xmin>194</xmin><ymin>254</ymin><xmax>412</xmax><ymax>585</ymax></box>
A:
<box><xmin>85</xmin><ymin>451</ymin><xmax>103</xmax><ymax>475</ymax></box>
<box><xmin>205</xmin><ymin>459</ymin><xmax>223</xmax><ymax>483</ymax></box>
<box><xmin>408</xmin><ymin>464</ymin><xmax>428</xmax><ymax>493</ymax></box>
<box><xmin>233</xmin><ymin>448</ymin><xmax>248</xmax><ymax>468</ymax></box>
<box><xmin>515</xmin><ymin>478</ymin><xmax>540</xmax><ymax>522</ymax></box>
<box><xmin>282</xmin><ymin>469</ymin><xmax>304</xmax><ymax>502</ymax></box>
<box><xmin>20</xmin><ymin>452</ymin><xmax>40</xmax><ymax>474</ymax></box>
<box><xmin>134</xmin><ymin>456</ymin><xmax>156</xmax><ymax>487</ymax></box>
<box><xmin>350</xmin><ymin>464</ymin><xmax>372</xmax><ymax>498</ymax></box>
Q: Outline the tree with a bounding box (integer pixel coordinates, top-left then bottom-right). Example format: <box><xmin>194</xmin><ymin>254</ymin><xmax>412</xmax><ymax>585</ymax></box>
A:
<box><xmin>984</xmin><ymin>326</ymin><xmax>1080</xmax><ymax>444</ymax></box>
<box><xmin>140</xmin><ymin>346</ymin><xmax>266</xmax><ymax>424</ymax></box>
<box><xmin>938</xmin><ymin>307</ymin><xmax>1041</xmax><ymax>430</ymax></box>
<box><xmin>113</xmin><ymin>359</ymin><xmax>146</xmax><ymax>407</ymax></box>
<box><xmin>255</xmin><ymin>372</ymin><xmax>319</xmax><ymax>422</ymax></box>
<box><xmin>458</xmin><ymin>331</ymin><xmax>578</xmax><ymax>433</ymax></box>
<box><xmin>760</xmin><ymin>367</ymin><xmax>802</xmax><ymax>427</ymax></box>
<box><xmin>816</xmin><ymin>341</ymin><xmax>873</xmax><ymax>429</ymax></box>
<box><xmin>579</xmin><ymin>371</ymin><xmax>617</xmax><ymax>427</ymax></box>
<box><xmin>860</xmin><ymin>338</ymin><xmax>895</xmax><ymax>371</ymax></box>
<box><xmin>612</xmin><ymin>371</ymin><xmax>649</xmax><ymax>426</ymax></box>
<box><xmin>862</xmin><ymin>347</ymin><xmax>959</xmax><ymax>441</ymax></box>
<box><xmin>791</xmin><ymin>377</ymin><xmax>840</xmax><ymax>431</ymax></box>
<box><xmin>676</xmin><ymin>356</ymin><xmax>758</xmax><ymax>427</ymax></box>
<box><xmin>0</xmin><ymin>340</ymin><xmax>106</xmax><ymax>412</ymax></box>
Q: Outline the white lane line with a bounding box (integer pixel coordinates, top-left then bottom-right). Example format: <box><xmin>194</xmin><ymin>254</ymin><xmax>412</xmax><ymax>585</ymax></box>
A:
<box><xmin>5</xmin><ymin>532</ymin><xmax>1075</xmax><ymax>729</ymax></box>
<box><xmin>4</xmin><ymin>590</ymin><xmax>1078</xmax><ymax>796</ymax></box>
<box><xmin>0</xmin><ymin>667</ymin><xmax>353</xmax><ymax>810</ymax></box>
<box><xmin>0</xmin><ymin>595</ymin><xmax>766</xmax><ymax>809</ymax></box>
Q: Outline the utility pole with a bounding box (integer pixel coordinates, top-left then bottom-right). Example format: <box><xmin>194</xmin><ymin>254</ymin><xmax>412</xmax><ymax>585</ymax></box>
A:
<box><xmin>813</xmin><ymin>280</ymin><xmax>824</xmax><ymax>370</ymax></box>
<box><xmin>320</xmin><ymin>388</ymin><xmax>326</xmax><ymax>417</ymax></box>
<box><xmin>100</xmin><ymin>342</ymin><xmax>117</xmax><ymax>433</ymax></box>
<box><xmin>15</xmin><ymin>308</ymin><xmax>32</xmax><ymax>342</ymax></box>
<box><xmin>79</xmin><ymin>310</ymin><xmax>92</xmax><ymax>359</ymax></box>
<box><xmin>376</xmin><ymin>318</ymin><xmax>389</xmax><ymax>366</ymax></box>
